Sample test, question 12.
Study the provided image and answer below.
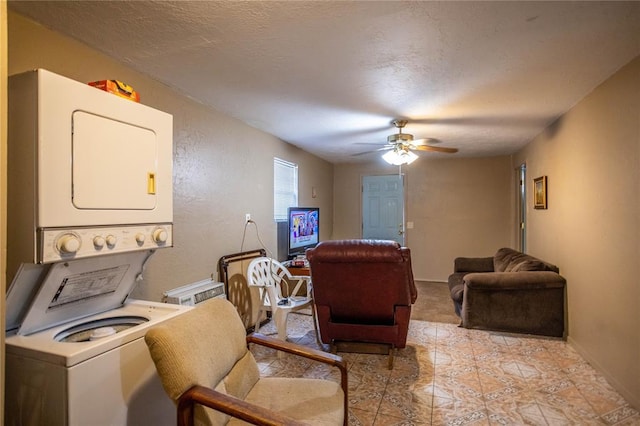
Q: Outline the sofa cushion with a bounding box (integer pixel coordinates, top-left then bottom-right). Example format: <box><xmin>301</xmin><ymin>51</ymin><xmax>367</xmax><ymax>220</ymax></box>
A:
<box><xmin>510</xmin><ymin>259</ymin><xmax>549</xmax><ymax>272</ymax></box>
<box><xmin>493</xmin><ymin>247</ymin><xmax>558</xmax><ymax>273</ymax></box>
<box><xmin>494</xmin><ymin>247</ymin><xmax>524</xmax><ymax>272</ymax></box>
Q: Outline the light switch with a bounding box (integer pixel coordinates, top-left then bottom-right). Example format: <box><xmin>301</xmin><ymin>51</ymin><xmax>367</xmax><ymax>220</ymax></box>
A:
<box><xmin>406</xmin><ymin>221</ymin><xmax>414</xmax><ymax>229</ymax></box>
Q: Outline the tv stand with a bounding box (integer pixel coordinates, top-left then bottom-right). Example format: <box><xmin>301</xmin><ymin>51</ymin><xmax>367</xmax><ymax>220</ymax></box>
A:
<box><xmin>286</xmin><ymin>265</ymin><xmax>310</xmax><ymax>276</ymax></box>
<box><xmin>283</xmin><ymin>255</ymin><xmax>309</xmax><ymax>275</ymax></box>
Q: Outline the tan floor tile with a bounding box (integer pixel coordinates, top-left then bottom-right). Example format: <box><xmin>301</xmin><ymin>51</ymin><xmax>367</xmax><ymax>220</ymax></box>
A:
<box><xmin>302</xmin><ymin>361</ymin><xmax>343</xmax><ymax>382</ymax></box>
<box><xmin>349</xmin><ymin>360</ymin><xmax>393</xmax><ymax>386</ymax></box>
<box><xmin>431</xmin><ymin>349</ymin><xmax>476</xmax><ymax>370</ymax></box>
<box><xmin>250</xmin><ymin>312</ymin><xmax>635</xmax><ymax>426</ymax></box>
<box><xmin>575</xmin><ymin>381</ymin><xmax>634</xmax><ymax>417</ymax></box>
<box><xmin>541</xmin><ymin>384</ymin><xmax>607</xmax><ymax>423</ymax></box>
<box><xmin>431</xmin><ymin>401</ymin><xmax>490</xmax><ymax>426</ymax></box>
<box><xmin>431</xmin><ymin>380</ymin><xmax>485</xmax><ymax>405</ymax></box>
<box><xmin>374</xmin><ymin>411</ymin><xmax>430</xmax><ymax>425</ymax></box>
<box><xmin>486</xmin><ymin>397</ymin><xmax>585</xmax><ymax>425</ymax></box>
<box><xmin>377</xmin><ymin>382</ymin><xmax>433</xmax><ymax>422</ymax></box>
<box><xmin>349</xmin><ymin>386</ymin><xmax>385</xmax><ymax>413</ymax></box>
<box><xmin>602</xmin><ymin>406</ymin><xmax>640</xmax><ymax>425</ymax></box>
<box><xmin>434</xmin><ymin>364</ymin><xmax>485</xmax><ymax>402</ymax></box>
<box><xmin>349</xmin><ymin>407</ymin><xmax>376</xmax><ymax>426</ymax></box>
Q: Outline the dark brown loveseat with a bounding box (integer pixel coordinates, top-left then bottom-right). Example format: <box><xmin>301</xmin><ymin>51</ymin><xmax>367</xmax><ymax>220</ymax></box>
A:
<box><xmin>448</xmin><ymin>247</ymin><xmax>566</xmax><ymax>337</ymax></box>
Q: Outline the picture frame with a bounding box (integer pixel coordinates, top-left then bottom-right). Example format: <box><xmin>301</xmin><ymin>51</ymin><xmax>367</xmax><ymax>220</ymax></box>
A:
<box><xmin>533</xmin><ymin>176</ymin><xmax>547</xmax><ymax>209</ymax></box>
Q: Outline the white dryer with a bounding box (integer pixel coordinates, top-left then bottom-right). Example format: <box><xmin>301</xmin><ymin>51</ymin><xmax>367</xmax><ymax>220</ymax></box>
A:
<box><xmin>5</xmin><ymin>251</ymin><xmax>192</xmax><ymax>426</ymax></box>
<box><xmin>5</xmin><ymin>69</ymin><xmax>187</xmax><ymax>425</ymax></box>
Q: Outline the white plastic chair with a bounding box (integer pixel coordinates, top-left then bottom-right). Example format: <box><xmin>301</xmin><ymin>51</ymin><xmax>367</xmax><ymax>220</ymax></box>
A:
<box><xmin>247</xmin><ymin>257</ymin><xmax>314</xmax><ymax>341</ymax></box>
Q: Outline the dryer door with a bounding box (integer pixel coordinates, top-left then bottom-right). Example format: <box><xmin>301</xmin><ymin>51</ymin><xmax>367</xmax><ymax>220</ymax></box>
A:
<box><xmin>72</xmin><ymin>111</ymin><xmax>157</xmax><ymax>210</ymax></box>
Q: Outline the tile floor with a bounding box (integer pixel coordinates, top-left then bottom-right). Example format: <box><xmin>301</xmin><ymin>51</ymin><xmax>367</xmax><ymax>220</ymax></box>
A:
<box><xmin>250</xmin><ymin>312</ymin><xmax>639</xmax><ymax>425</ymax></box>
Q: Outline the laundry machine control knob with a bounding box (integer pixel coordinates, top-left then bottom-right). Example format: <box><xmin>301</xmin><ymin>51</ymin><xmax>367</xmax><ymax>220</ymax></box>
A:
<box><xmin>57</xmin><ymin>234</ymin><xmax>81</xmax><ymax>254</ymax></box>
<box><xmin>106</xmin><ymin>235</ymin><xmax>117</xmax><ymax>247</ymax></box>
<box><xmin>135</xmin><ymin>233</ymin><xmax>146</xmax><ymax>244</ymax></box>
<box><xmin>93</xmin><ymin>236</ymin><xmax>106</xmax><ymax>249</ymax></box>
<box><xmin>153</xmin><ymin>228</ymin><xmax>168</xmax><ymax>243</ymax></box>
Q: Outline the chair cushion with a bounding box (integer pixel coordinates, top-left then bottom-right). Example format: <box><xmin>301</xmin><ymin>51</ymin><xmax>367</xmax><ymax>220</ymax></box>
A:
<box><xmin>145</xmin><ymin>299</ymin><xmax>258</xmax><ymax>403</ymax></box>
<box><xmin>228</xmin><ymin>377</ymin><xmax>344</xmax><ymax>426</ymax></box>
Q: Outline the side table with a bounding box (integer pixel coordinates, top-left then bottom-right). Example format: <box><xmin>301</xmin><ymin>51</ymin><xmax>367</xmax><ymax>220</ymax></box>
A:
<box><xmin>284</xmin><ymin>265</ymin><xmax>322</xmax><ymax>347</ymax></box>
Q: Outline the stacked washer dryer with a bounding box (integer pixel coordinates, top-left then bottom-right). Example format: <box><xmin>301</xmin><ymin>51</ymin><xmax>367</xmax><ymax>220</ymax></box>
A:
<box><xmin>5</xmin><ymin>69</ymin><xmax>190</xmax><ymax>425</ymax></box>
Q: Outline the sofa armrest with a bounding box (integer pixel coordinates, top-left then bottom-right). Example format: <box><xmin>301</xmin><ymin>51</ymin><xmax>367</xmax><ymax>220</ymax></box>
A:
<box><xmin>454</xmin><ymin>256</ymin><xmax>494</xmax><ymax>273</ymax></box>
<box><xmin>464</xmin><ymin>271</ymin><xmax>566</xmax><ymax>290</ymax></box>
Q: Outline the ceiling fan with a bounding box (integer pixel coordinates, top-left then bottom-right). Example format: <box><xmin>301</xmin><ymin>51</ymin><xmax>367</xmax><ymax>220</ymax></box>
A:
<box><xmin>355</xmin><ymin>119</ymin><xmax>458</xmax><ymax>165</ymax></box>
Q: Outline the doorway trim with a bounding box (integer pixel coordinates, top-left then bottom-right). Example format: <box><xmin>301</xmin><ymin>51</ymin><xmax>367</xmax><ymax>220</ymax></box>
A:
<box><xmin>517</xmin><ymin>163</ymin><xmax>526</xmax><ymax>252</ymax></box>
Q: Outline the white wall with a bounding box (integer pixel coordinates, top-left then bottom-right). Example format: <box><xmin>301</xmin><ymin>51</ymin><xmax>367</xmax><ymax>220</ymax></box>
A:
<box><xmin>514</xmin><ymin>56</ymin><xmax>640</xmax><ymax>408</ymax></box>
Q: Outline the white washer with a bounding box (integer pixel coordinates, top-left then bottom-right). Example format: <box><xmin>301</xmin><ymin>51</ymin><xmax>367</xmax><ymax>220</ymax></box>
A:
<box><xmin>5</xmin><ymin>251</ymin><xmax>192</xmax><ymax>426</ymax></box>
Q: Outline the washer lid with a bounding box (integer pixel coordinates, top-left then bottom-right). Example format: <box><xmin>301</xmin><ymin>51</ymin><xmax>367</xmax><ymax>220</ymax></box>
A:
<box><xmin>6</xmin><ymin>250</ymin><xmax>154</xmax><ymax>336</ymax></box>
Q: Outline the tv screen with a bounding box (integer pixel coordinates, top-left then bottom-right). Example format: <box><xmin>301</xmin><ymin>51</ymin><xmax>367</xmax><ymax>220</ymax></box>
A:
<box><xmin>287</xmin><ymin>207</ymin><xmax>319</xmax><ymax>257</ymax></box>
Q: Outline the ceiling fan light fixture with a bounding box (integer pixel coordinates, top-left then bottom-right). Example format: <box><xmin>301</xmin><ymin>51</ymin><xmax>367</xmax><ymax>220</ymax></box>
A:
<box><xmin>382</xmin><ymin>149</ymin><xmax>418</xmax><ymax>165</ymax></box>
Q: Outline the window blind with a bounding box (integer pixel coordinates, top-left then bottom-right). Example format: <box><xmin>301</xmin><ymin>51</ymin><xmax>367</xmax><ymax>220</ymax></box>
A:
<box><xmin>274</xmin><ymin>158</ymin><xmax>298</xmax><ymax>221</ymax></box>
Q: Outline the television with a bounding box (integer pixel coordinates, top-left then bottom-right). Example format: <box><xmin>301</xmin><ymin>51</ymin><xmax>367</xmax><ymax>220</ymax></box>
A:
<box><xmin>287</xmin><ymin>207</ymin><xmax>319</xmax><ymax>258</ymax></box>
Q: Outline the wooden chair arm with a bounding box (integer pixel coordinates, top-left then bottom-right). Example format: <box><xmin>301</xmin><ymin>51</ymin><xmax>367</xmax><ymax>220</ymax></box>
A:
<box><xmin>247</xmin><ymin>333</ymin><xmax>349</xmax><ymax>426</ymax></box>
<box><xmin>177</xmin><ymin>384</ymin><xmax>307</xmax><ymax>426</ymax></box>
<box><xmin>247</xmin><ymin>333</ymin><xmax>341</xmax><ymax>366</ymax></box>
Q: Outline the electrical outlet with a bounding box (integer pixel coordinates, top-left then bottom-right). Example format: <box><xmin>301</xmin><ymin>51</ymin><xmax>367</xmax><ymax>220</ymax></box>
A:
<box><xmin>245</xmin><ymin>213</ymin><xmax>251</xmax><ymax>222</ymax></box>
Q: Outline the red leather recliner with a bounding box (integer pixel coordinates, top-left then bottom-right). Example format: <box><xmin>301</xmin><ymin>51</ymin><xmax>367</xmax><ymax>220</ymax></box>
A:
<box><xmin>306</xmin><ymin>239</ymin><xmax>417</xmax><ymax>354</ymax></box>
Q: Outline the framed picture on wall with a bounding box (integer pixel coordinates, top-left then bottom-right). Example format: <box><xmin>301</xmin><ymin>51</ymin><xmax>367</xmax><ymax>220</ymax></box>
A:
<box><xmin>534</xmin><ymin>176</ymin><xmax>547</xmax><ymax>209</ymax></box>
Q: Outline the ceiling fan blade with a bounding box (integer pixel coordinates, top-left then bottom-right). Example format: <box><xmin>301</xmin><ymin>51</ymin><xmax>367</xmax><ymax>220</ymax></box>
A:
<box><xmin>414</xmin><ymin>145</ymin><xmax>459</xmax><ymax>154</ymax></box>
<box><xmin>351</xmin><ymin>146</ymin><xmax>394</xmax><ymax>157</ymax></box>
<box><xmin>412</xmin><ymin>137</ymin><xmax>442</xmax><ymax>145</ymax></box>
<box><xmin>409</xmin><ymin>115</ymin><xmax>550</xmax><ymax>127</ymax></box>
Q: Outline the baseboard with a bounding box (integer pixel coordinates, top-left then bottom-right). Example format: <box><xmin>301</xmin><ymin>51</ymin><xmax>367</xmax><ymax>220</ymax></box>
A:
<box><xmin>332</xmin><ymin>341</ymin><xmax>391</xmax><ymax>355</ymax></box>
<box><xmin>567</xmin><ymin>336</ymin><xmax>639</xmax><ymax>410</ymax></box>
<box><xmin>415</xmin><ymin>278</ymin><xmax>447</xmax><ymax>284</ymax></box>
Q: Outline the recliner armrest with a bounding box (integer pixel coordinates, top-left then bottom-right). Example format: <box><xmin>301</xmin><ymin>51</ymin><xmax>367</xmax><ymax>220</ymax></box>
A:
<box><xmin>464</xmin><ymin>271</ymin><xmax>566</xmax><ymax>290</ymax></box>
<box><xmin>454</xmin><ymin>256</ymin><xmax>494</xmax><ymax>273</ymax></box>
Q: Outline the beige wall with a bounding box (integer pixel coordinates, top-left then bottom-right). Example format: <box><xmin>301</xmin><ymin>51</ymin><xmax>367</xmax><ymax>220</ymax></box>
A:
<box><xmin>514</xmin><ymin>56</ymin><xmax>640</xmax><ymax>408</ymax></box>
<box><xmin>6</xmin><ymin>6</ymin><xmax>639</xmax><ymax>412</ymax></box>
<box><xmin>7</xmin><ymin>12</ymin><xmax>333</xmax><ymax>301</ymax></box>
<box><xmin>333</xmin><ymin>155</ymin><xmax>514</xmax><ymax>281</ymax></box>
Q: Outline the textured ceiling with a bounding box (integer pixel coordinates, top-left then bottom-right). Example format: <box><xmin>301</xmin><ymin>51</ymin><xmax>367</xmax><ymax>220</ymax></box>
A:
<box><xmin>9</xmin><ymin>1</ymin><xmax>640</xmax><ymax>163</ymax></box>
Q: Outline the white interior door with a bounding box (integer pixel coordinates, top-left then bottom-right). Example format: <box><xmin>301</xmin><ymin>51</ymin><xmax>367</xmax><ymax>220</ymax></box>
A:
<box><xmin>362</xmin><ymin>174</ymin><xmax>405</xmax><ymax>244</ymax></box>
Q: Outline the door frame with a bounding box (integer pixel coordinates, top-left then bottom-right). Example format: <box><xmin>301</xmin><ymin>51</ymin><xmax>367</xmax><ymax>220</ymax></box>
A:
<box><xmin>516</xmin><ymin>163</ymin><xmax>526</xmax><ymax>252</ymax></box>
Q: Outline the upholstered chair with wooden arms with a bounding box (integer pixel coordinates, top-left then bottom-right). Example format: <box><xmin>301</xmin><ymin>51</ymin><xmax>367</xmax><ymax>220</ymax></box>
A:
<box><xmin>145</xmin><ymin>298</ymin><xmax>347</xmax><ymax>426</ymax></box>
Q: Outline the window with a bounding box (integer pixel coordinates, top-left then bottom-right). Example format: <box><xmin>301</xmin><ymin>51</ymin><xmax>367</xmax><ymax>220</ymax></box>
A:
<box><xmin>274</xmin><ymin>158</ymin><xmax>298</xmax><ymax>221</ymax></box>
